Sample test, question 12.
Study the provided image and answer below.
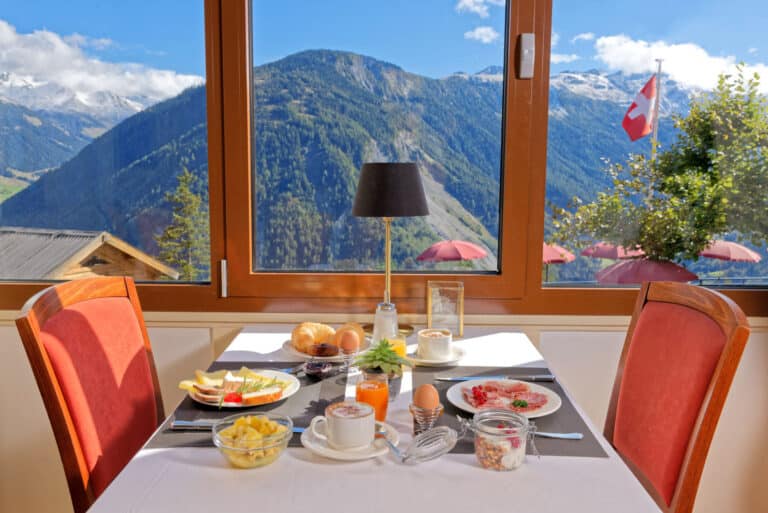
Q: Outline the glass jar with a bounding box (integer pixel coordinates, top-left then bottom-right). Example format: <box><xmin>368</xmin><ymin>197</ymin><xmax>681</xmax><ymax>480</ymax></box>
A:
<box><xmin>470</xmin><ymin>410</ymin><xmax>532</xmax><ymax>471</ymax></box>
<box><xmin>371</xmin><ymin>302</ymin><xmax>398</xmax><ymax>344</ymax></box>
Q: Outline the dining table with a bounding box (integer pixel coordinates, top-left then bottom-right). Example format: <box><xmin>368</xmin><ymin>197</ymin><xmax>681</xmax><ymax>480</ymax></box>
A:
<box><xmin>89</xmin><ymin>325</ymin><xmax>661</xmax><ymax>513</ymax></box>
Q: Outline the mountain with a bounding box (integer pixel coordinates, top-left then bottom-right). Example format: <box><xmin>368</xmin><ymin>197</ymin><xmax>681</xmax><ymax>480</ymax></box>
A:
<box><xmin>0</xmin><ymin>86</ymin><xmax>208</xmax><ymax>252</ymax></box>
<box><xmin>0</xmin><ymin>71</ymin><xmax>147</xmax><ymax>124</ymax></box>
<box><xmin>0</xmin><ymin>99</ymin><xmax>109</xmax><ymax>200</ymax></box>
<box><xmin>0</xmin><ymin>50</ymin><xmax>695</xmax><ymax>272</ymax></box>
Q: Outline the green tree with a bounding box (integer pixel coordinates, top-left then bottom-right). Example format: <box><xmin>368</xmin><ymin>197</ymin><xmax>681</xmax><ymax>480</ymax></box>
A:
<box><xmin>552</xmin><ymin>68</ymin><xmax>766</xmax><ymax>261</ymax></box>
<box><xmin>156</xmin><ymin>167</ymin><xmax>210</xmax><ymax>280</ymax></box>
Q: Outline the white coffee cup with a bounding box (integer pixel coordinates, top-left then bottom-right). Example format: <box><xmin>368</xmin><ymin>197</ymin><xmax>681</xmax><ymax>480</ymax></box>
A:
<box><xmin>309</xmin><ymin>401</ymin><xmax>375</xmax><ymax>451</ymax></box>
<box><xmin>417</xmin><ymin>328</ymin><xmax>453</xmax><ymax>360</ymax></box>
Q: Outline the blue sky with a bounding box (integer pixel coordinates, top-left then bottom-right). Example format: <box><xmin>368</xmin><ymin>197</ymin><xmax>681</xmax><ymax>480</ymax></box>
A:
<box><xmin>1</xmin><ymin>0</ymin><xmax>766</xmax><ymax>94</ymax></box>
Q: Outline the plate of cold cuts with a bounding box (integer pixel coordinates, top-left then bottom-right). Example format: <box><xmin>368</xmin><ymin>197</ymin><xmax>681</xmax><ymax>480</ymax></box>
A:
<box><xmin>446</xmin><ymin>379</ymin><xmax>562</xmax><ymax>418</ymax></box>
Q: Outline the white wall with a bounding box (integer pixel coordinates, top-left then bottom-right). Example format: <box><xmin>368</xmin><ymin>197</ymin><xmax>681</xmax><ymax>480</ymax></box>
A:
<box><xmin>1</xmin><ymin>316</ymin><xmax>765</xmax><ymax>513</ymax></box>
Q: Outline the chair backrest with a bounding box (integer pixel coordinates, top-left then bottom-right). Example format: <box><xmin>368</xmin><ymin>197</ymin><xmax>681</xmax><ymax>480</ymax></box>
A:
<box><xmin>604</xmin><ymin>281</ymin><xmax>749</xmax><ymax>513</ymax></box>
<box><xmin>16</xmin><ymin>276</ymin><xmax>164</xmax><ymax>513</ymax></box>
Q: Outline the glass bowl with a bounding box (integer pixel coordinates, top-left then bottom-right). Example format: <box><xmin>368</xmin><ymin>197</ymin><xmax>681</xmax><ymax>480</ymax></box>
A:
<box><xmin>212</xmin><ymin>413</ymin><xmax>293</xmax><ymax>468</ymax></box>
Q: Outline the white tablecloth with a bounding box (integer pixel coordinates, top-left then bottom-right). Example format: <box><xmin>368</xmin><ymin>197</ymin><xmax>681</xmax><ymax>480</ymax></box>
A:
<box><xmin>90</xmin><ymin>325</ymin><xmax>660</xmax><ymax>513</ymax></box>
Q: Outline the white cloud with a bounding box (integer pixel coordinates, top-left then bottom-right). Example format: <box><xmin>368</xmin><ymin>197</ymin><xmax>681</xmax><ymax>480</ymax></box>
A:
<box><xmin>64</xmin><ymin>33</ymin><xmax>114</xmax><ymax>50</ymax></box>
<box><xmin>748</xmin><ymin>47</ymin><xmax>758</xmax><ymax>54</ymax></box>
<box><xmin>0</xmin><ymin>20</ymin><xmax>203</xmax><ymax>103</ymax></box>
<box><xmin>551</xmin><ymin>32</ymin><xmax>560</xmax><ymax>47</ymax></box>
<box><xmin>464</xmin><ymin>26</ymin><xmax>500</xmax><ymax>44</ymax></box>
<box><xmin>456</xmin><ymin>0</ymin><xmax>505</xmax><ymax>18</ymax></box>
<box><xmin>594</xmin><ymin>34</ymin><xmax>768</xmax><ymax>92</ymax></box>
<box><xmin>571</xmin><ymin>32</ymin><xmax>594</xmax><ymax>44</ymax></box>
<box><xmin>551</xmin><ymin>53</ymin><xmax>580</xmax><ymax>64</ymax></box>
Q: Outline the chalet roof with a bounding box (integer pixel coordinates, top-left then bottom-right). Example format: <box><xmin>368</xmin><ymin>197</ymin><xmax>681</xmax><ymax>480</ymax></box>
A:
<box><xmin>0</xmin><ymin>227</ymin><xmax>178</xmax><ymax>280</ymax></box>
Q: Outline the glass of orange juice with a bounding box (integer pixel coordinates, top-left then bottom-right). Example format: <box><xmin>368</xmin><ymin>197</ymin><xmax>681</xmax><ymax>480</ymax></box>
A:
<box><xmin>355</xmin><ymin>373</ymin><xmax>389</xmax><ymax>422</ymax></box>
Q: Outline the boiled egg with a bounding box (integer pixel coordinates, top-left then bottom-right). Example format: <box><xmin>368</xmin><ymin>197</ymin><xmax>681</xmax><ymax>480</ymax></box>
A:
<box><xmin>339</xmin><ymin>329</ymin><xmax>360</xmax><ymax>353</ymax></box>
<box><xmin>413</xmin><ymin>384</ymin><xmax>440</xmax><ymax>410</ymax></box>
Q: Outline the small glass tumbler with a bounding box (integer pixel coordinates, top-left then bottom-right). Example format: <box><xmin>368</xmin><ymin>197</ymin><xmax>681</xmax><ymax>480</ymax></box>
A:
<box><xmin>409</xmin><ymin>403</ymin><xmax>444</xmax><ymax>435</ymax></box>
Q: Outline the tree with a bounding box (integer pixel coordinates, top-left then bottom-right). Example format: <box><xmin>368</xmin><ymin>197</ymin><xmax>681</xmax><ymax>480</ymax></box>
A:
<box><xmin>156</xmin><ymin>167</ymin><xmax>210</xmax><ymax>280</ymax></box>
<box><xmin>552</xmin><ymin>68</ymin><xmax>766</xmax><ymax>262</ymax></box>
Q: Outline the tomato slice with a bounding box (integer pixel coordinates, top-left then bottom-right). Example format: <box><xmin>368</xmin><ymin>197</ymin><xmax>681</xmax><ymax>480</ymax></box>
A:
<box><xmin>223</xmin><ymin>392</ymin><xmax>242</xmax><ymax>403</ymax></box>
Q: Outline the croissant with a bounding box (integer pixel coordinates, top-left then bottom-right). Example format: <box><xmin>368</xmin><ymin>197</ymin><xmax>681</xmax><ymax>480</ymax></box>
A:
<box><xmin>291</xmin><ymin>322</ymin><xmax>336</xmax><ymax>353</ymax></box>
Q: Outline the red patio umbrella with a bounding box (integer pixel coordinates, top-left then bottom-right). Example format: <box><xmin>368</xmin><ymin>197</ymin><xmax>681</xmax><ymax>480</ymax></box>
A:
<box><xmin>417</xmin><ymin>240</ymin><xmax>488</xmax><ymax>262</ymax></box>
<box><xmin>542</xmin><ymin>243</ymin><xmax>575</xmax><ymax>282</ymax></box>
<box><xmin>542</xmin><ymin>242</ymin><xmax>575</xmax><ymax>264</ymax></box>
<box><xmin>699</xmin><ymin>240</ymin><xmax>762</xmax><ymax>262</ymax></box>
<box><xmin>596</xmin><ymin>259</ymin><xmax>698</xmax><ymax>284</ymax></box>
<box><xmin>581</xmin><ymin>241</ymin><xmax>645</xmax><ymax>259</ymax></box>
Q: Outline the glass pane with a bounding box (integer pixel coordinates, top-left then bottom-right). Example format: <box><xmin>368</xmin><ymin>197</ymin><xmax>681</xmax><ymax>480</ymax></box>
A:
<box><xmin>544</xmin><ymin>0</ymin><xmax>768</xmax><ymax>287</ymax></box>
<box><xmin>0</xmin><ymin>2</ymin><xmax>209</xmax><ymax>282</ymax></box>
<box><xmin>251</xmin><ymin>1</ymin><xmax>507</xmax><ymax>273</ymax></box>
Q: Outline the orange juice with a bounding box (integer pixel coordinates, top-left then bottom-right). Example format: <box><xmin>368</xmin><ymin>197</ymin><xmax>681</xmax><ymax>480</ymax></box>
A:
<box><xmin>355</xmin><ymin>380</ymin><xmax>389</xmax><ymax>422</ymax></box>
<box><xmin>389</xmin><ymin>338</ymin><xmax>407</xmax><ymax>358</ymax></box>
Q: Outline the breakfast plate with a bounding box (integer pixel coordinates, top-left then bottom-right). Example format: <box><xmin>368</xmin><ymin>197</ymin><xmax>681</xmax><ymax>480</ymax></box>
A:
<box><xmin>187</xmin><ymin>369</ymin><xmax>300</xmax><ymax>408</ymax></box>
<box><xmin>300</xmin><ymin>421</ymin><xmax>400</xmax><ymax>461</ymax></box>
<box><xmin>407</xmin><ymin>347</ymin><xmax>466</xmax><ymax>367</ymax></box>
<box><xmin>446</xmin><ymin>378</ymin><xmax>562</xmax><ymax>419</ymax></box>
<box><xmin>281</xmin><ymin>338</ymin><xmax>371</xmax><ymax>362</ymax></box>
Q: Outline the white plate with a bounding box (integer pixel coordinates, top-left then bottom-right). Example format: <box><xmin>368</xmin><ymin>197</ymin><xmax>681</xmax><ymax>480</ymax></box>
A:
<box><xmin>281</xmin><ymin>338</ymin><xmax>371</xmax><ymax>362</ymax></box>
<box><xmin>407</xmin><ymin>347</ymin><xmax>466</xmax><ymax>367</ymax></box>
<box><xmin>188</xmin><ymin>369</ymin><xmax>300</xmax><ymax>408</ymax></box>
<box><xmin>300</xmin><ymin>421</ymin><xmax>400</xmax><ymax>461</ymax></box>
<box><xmin>446</xmin><ymin>379</ymin><xmax>562</xmax><ymax>419</ymax></box>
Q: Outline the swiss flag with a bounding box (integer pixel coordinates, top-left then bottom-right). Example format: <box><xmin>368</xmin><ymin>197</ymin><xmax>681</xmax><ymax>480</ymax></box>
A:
<box><xmin>622</xmin><ymin>75</ymin><xmax>657</xmax><ymax>141</ymax></box>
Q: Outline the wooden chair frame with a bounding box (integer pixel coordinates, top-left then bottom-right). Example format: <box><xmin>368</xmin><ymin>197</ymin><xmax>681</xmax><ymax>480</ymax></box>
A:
<box><xmin>16</xmin><ymin>276</ymin><xmax>164</xmax><ymax>513</ymax></box>
<box><xmin>604</xmin><ymin>281</ymin><xmax>750</xmax><ymax>513</ymax></box>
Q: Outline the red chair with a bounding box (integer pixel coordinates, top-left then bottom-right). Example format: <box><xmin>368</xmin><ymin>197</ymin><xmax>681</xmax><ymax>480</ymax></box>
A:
<box><xmin>604</xmin><ymin>281</ymin><xmax>749</xmax><ymax>513</ymax></box>
<box><xmin>16</xmin><ymin>277</ymin><xmax>164</xmax><ymax>513</ymax></box>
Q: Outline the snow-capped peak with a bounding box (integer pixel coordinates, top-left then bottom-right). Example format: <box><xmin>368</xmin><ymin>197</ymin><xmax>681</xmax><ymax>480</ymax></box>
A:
<box><xmin>0</xmin><ymin>70</ymin><xmax>147</xmax><ymax>124</ymax></box>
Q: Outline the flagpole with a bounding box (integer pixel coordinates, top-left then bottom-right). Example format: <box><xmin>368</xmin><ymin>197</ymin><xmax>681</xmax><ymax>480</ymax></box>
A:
<box><xmin>650</xmin><ymin>59</ymin><xmax>663</xmax><ymax>161</ymax></box>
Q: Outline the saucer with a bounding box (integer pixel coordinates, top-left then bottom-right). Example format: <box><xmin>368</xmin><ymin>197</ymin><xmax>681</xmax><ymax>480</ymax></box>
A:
<box><xmin>300</xmin><ymin>421</ymin><xmax>400</xmax><ymax>461</ymax></box>
<box><xmin>408</xmin><ymin>346</ymin><xmax>466</xmax><ymax>367</ymax></box>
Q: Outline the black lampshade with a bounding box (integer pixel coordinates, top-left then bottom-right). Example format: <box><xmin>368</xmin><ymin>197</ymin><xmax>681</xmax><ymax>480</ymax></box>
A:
<box><xmin>352</xmin><ymin>162</ymin><xmax>429</xmax><ymax>217</ymax></box>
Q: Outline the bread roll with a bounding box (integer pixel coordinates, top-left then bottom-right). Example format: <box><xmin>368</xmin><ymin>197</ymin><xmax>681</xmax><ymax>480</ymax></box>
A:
<box><xmin>291</xmin><ymin>322</ymin><xmax>336</xmax><ymax>353</ymax></box>
<box><xmin>332</xmin><ymin>322</ymin><xmax>365</xmax><ymax>348</ymax></box>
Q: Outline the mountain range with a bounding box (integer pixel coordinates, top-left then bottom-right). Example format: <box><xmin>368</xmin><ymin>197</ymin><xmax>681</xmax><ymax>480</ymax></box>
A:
<box><xmin>0</xmin><ymin>50</ymin><xmax>692</xmax><ymax>272</ymax></box>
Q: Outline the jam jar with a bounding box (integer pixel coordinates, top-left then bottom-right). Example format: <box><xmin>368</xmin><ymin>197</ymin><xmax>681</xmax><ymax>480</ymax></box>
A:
<box><xmin>470</xmin><ymin>409</ymin><xmax>533</xmax><ymax>471</ymax></box>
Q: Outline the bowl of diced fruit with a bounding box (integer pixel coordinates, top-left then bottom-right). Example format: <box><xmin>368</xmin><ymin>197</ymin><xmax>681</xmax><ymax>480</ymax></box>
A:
<box><xmin>212</xmin><ymin>413</ymin><xmax>293</xmax><ymax>468</ymax></box>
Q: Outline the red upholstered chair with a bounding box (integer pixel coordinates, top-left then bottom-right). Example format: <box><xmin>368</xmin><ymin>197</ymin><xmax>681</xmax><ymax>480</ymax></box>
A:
<box><xmin>604</xmin><ymin>281</ymin><xmax>749</xmax><ymax>513</ymax></box>
<box><xmin>16</xmin><ymin>277</ymin><xmax>164</xmax><ymax>513</ymax></box>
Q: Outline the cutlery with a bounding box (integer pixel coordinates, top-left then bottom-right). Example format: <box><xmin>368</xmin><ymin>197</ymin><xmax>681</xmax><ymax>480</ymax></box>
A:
<box><xmin>170</xmin><ymin>419</ymin><xmax>305</xmax><ymax>433</ymax></box>
<box><xmin>534</xmin><ymin>431</ymin><xmax>583</xmax><ymax>440</ymax></box>
<box><xmin>434</xmin><ymin>374</ymin><xmax>555</xmax><ymax>382</ymax></box>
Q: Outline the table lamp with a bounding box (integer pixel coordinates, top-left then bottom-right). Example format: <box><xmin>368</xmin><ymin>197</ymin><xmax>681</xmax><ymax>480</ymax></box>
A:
<box><xmin>352</xmin><ymin>162</ymin><xmax>429</xmax><ymax>340</ymax></box>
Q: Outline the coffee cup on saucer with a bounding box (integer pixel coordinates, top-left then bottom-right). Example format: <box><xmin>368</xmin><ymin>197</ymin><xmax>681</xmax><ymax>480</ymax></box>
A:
<box><xmin>309</xmin><ymin>401</ymin><xmax>375</xmax><ymax>451</ymax></box>
<box><xmin>417</xmin><ymin>329</ymin><xmax>453</xmax><ymax>361</ymax></box>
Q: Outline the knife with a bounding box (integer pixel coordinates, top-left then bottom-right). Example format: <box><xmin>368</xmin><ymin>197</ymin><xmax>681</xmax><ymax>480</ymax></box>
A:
<box><xmin>434</xmin><ymin>374</ymin><xmax>555</xmax><ymax>382</ymax></box>
<box><xmin>170</xmin><ymin>419</ymin><xmax>305</xmax><ymax>432</ymax></box>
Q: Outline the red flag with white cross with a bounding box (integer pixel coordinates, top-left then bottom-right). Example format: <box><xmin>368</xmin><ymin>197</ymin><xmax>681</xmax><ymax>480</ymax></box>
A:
<box><xmin>622</xmin><ymin>75</ymin><xmax>657</xmax><ymax>141</ymax></box>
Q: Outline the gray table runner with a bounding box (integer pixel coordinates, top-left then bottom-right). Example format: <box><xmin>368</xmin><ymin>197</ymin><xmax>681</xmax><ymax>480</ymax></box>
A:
<box><xmin>412</xmin><ymin>366</ymin><xmax>608</xmax><ymax>458</ymax></box>
<box><xmin>151</xmin><ymin>363</ymin><xmax>607</xmax><ymax>458</ymax></box>
<box><xmin>148</xmin><ymin>361</ymin><xmax>346</xmax><ymax>449</ymax></box>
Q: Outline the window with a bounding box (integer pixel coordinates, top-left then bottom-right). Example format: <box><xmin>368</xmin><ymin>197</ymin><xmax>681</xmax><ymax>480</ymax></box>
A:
<box><xmin>0</xmin><ymin>0</ymin><xmax>765</xmax><ymax>316</ymax></box>
<box><xmin>543</xmin><ymin>0</ymin><xmax>768</xmax><ymax>291</ymax></box>
<box><xmin>249</xmin><ymin>1</ymin><xmax>506</xmax><ymax>274</ymax></box>
<box><xmin>0</xmin><ymin>1</ymin><xmax>210</xmax><ymax>283</ymax></box>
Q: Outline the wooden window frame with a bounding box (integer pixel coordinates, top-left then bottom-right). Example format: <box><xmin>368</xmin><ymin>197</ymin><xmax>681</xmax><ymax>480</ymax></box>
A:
<box><xmin>1</xmin><ymin>0</ymin><xmax>765</xmax><ymax>316</ymax></box>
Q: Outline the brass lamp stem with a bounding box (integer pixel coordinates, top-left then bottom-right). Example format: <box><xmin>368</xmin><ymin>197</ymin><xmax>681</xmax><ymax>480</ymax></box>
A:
<box><xmin>384</xmin><ymin>216</ymin><xmax>392</xmax><ymax>304</ymax></box>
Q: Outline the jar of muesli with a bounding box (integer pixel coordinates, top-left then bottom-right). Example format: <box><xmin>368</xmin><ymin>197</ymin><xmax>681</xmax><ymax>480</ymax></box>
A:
<box><xmin>466</xmin><ymin>410</ymin><xmax>535</xmax><ymax>471</ymax></box>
